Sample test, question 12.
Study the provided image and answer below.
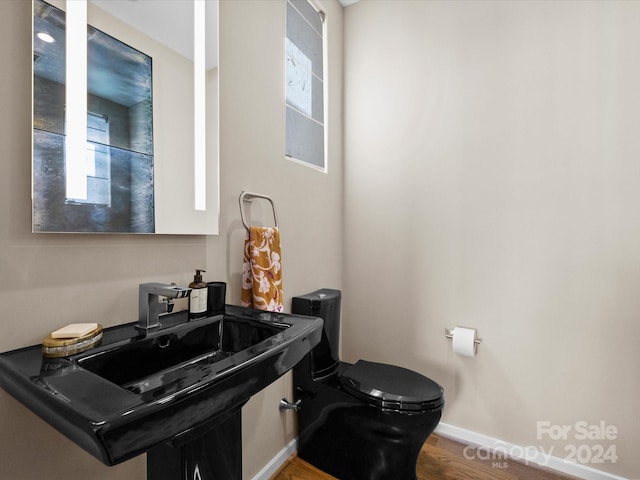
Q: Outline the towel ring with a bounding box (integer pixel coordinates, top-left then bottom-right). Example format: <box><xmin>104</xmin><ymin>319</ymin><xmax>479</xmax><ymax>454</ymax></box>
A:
<box><xmin>239</xmin><ymin>191</ymin><xmax>279</xmax><ymax>231</ymax></box>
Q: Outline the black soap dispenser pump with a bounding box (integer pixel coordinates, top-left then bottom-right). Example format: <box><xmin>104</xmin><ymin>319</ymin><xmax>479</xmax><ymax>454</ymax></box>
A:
<box><xmin>189</xmin><ymin>269</ymin><xmax>208</xmax><ymax>319</ymax></box>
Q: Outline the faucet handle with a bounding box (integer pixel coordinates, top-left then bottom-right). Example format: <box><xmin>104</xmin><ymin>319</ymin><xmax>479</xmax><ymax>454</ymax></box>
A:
<box><xmin>168</xmin><ymin>284</ymin><xmax>191</xmax><ymax>298</ymax></box>
<box><xmin>138</xmin><ymin>282</ymin><xmax>192</xmax><ymax>332</ymax></box>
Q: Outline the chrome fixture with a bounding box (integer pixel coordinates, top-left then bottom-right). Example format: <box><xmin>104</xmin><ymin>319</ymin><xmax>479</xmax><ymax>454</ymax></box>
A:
<box><xmin>279</xmin><ymin>398</ymin><xmax>302</xmax><ymax>412</ymax></box>
<box><xmin>138</xmin><ymin>282</ymin><xmax>191</xmax><ymax>332</ymax></box>
<box><xmin>444</xmin><ymin>328</ymin><xmax>482</xmax><ymax>346</ymax></box>
<box><xmin>239</xmin><ymin>191</ymin><xmax>278</xmax><ymax>231</ymax></box>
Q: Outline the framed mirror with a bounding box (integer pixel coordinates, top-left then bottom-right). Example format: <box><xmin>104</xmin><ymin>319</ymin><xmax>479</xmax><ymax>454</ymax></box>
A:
<box><xmin>32</xmin><ymin>0</ymin><xmax>219</xmax><ymax>234</ymax></box>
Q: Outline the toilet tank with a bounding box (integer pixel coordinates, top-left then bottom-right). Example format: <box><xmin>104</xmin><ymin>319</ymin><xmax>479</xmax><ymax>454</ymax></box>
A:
<box><xmin>291</xmin><ymin>289</ymin><xmax>341</xmax><ymax>378</ymax></box>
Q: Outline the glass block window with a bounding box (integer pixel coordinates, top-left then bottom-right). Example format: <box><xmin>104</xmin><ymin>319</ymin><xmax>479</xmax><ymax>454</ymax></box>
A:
<box><xmin>286</xmin><ymin>0</ymin><xmax>325</xmax><ymax>170</ymax></box>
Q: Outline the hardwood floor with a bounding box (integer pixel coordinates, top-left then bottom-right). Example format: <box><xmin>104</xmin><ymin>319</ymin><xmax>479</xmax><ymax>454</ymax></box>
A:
<box><xmin>271</xmin><ymin>434</ymin><xmax>580</xmax><ymax>480</ymax></box>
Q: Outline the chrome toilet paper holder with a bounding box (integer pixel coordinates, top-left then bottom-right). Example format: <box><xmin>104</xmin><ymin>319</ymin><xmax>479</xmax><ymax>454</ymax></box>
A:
<box><xmin>445</xmin><ymin>328</ymin><xmax>482</xmax><ymax>346</ymax></box>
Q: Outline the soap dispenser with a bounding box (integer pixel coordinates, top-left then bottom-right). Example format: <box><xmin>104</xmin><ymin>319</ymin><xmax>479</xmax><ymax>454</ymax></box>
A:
<box><xmin>189</xmin><ymin>269</ymin><xmax>208</xmax><ymax>319</ymax></box>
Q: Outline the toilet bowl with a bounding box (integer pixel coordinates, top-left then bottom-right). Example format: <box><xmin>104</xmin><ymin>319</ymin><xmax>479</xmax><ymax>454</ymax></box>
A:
<box><xmin>291</xmin><ymin>289</ymin><xmax>444</xmax><ymax>480</ymax></box>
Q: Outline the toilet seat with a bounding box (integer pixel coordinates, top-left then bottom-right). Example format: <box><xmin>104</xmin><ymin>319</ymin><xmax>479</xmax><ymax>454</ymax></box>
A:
<box><xmin>341</xmin><ymin>360</ymin><xmax>444</xmax><ymax>412</ymax></box>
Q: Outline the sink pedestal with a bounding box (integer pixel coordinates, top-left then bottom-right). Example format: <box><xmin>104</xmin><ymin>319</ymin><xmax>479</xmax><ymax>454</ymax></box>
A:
<box><xmin>148</xmin><ymin>407</ymin><xmax>242</xmax><ymax>480</ymax></box>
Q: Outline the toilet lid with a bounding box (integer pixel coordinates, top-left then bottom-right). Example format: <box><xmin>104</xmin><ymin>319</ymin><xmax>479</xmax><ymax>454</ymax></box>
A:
<box><xmin>341</xmin><ymin>360</ymin><xmax>444</xmax><ymax>412</ymax></box>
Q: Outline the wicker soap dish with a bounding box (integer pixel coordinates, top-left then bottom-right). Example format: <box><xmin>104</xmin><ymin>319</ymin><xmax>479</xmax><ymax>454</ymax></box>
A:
<box><xmin>42</xmin><ymin>323</ymin><xmax>103</xmax><ymax>358</ymax></box>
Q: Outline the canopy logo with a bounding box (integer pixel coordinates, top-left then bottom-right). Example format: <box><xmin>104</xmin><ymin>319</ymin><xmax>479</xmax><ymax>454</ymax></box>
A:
<box><xmin>463</xmin><ymin>421</ymin><xmax>619</xmax><ymax>470</ymax></box>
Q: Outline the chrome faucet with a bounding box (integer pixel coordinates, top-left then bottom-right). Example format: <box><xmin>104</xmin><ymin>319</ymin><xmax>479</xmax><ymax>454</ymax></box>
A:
<box><xmin>138</xmin><ymin>282</ymin><xmax>191</xmax><ymax>332</ymax></box>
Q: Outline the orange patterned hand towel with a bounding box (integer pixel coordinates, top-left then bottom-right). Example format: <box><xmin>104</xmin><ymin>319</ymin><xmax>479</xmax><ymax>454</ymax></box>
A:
<box><xmin>241</xmin><ymin>226</ymin><xmax>284</xmax><ymax>312</ymax></box>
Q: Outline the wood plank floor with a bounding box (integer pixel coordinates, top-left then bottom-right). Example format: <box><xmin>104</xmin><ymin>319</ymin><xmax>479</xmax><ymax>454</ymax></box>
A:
<box><xmin>271</xmin><ymin>434</ymin><xmax>580</xmax><ymax>480</ymax></box>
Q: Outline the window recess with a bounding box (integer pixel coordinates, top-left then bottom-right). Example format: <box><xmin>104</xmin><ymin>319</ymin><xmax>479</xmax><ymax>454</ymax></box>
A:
<box><xmin>285</xmin><ymin>0</ymin><xmax>326</xmax><ymax>171</ymax></box>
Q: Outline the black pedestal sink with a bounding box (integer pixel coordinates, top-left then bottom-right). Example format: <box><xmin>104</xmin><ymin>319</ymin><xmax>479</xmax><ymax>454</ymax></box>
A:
<box><xmin>0</xmin><ymin>305</ymin><xmax>323</xmax><ymax>478</ymax></box>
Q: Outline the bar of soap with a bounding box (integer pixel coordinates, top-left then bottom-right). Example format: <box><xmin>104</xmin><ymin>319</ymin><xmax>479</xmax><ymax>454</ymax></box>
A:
<box><xmin>51</xmin><ymin>323</ymin><xmax>99</xmax><ymax>339</ymax></box>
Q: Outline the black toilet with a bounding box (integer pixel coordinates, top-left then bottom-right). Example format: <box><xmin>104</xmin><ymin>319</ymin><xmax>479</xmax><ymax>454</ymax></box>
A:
<box><xmin>291</xmin><ymin>289</ymin><xmax>444</xmax><ymax>480</ymax></box>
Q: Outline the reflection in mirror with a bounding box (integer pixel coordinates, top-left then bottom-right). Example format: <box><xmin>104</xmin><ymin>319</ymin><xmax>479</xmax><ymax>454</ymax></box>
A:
<box><xmin>32</xmin><ymin>0</ymin><xmax>219</xmax><ymax>234</ymax></box>
<box><xmin>33</xmin><ymin>0</ymin><xmax>155</xmax><ymax>232</ymax></box>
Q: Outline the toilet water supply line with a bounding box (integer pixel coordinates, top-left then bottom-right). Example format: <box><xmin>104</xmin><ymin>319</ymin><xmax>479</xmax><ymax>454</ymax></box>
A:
<box><xmin>279</xmin><ymin>398</ymin><xmax>302</xmax><ymax>412</ymax></box>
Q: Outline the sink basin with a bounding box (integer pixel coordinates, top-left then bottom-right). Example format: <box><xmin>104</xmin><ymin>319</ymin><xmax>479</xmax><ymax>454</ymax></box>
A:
<box><xmin>76</xmin><ymin>314</ymin><xmax>285</xmax><ymax>398</ymax></box>
<box><xmin>0</xmin><ymin>305</ymin><xmax>322</xmax><ymax>466</ymax></box>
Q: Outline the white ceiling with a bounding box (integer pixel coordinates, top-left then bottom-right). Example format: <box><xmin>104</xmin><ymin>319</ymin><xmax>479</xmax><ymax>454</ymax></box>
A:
<box><xmin>338</xmin><ymin>0</ymin><xmax>360</xmax><ymax>6</ymax></box>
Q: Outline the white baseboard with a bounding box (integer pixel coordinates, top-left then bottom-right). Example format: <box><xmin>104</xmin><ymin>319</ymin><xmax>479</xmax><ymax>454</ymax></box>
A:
<box><xmin>251</xmin><ymin>438</ymin><xmax>297</xmax><ymax>480</ymax></box>
<box><xmin>435</xmin><ymin>423</ymin><xmax>629</xmax><ymax>480</ymax></box>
